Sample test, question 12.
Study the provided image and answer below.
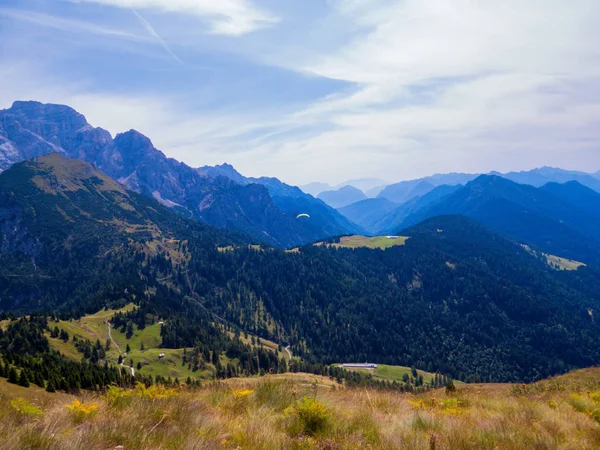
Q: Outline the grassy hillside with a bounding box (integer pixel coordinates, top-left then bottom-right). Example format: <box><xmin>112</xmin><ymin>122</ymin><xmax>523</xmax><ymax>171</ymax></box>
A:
<box><xmin>336</xmin><ymin>363</ymin><xmax>437</xmax><ymax>384</ymax></box>
<box><xmin>545</xmin><ymin>253</ymin><xmax>586</xmax><ymax>271</ymax></box>
<box><xmin>47</xmin><ymin>305</ymin><xmax>288</xmax><ymax>382</ymax></box>
<box><xmin>2</xmin><ymin>368</ymin><xmax>600</xmax><ymax>449</ymax></box>
<box><xmin>521</xmin><ymin>244</ymin><xmax>586</xmax><ymax>271</ymax></box>
<box><xmin>317</xmin><ymin>235</ymin><xmax>409</xmax><ymax>250</ymax></box>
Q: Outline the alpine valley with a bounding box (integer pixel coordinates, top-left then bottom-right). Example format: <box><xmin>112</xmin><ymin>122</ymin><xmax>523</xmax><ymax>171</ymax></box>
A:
<box><xmin>2</xmin><ymin>102</ymin><xmax>600</xmax><ymax>449</ymax></box>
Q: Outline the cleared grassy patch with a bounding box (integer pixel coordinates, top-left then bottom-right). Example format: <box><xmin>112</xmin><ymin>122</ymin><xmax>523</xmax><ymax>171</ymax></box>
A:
<box><xmin>218</xmin><ymin>244</ymin><xmax>264</xmax><ymax>253</ymax></box>
<box><xmin>46</xmin><ymin>335</ymin><xmax>82</xmax><ymax>361</ymax></box>
<box><xmin>47</xmin><ymin>305</ymin><xmax>293</xmax><ymax>382</ymax></box>
<box><xmin>521</xmin><ymin>244</ymin><xmax>585</xmax><ymax>271</ymax></box>
<box><xmin>335</xmin><ymin>364</ymin><xmax>438</xmax><ymax>384</ymax></box>
<box><xmin>318</xmin><ymin>235</ymin><xmax>409</xmax><ymax>250</ymax></box>
<box><xmin>48</xmin><ymin>308</ymin><xmax>207</xmax><ymax>380</ymax></box>
<box><xmin>227</xmin><ymin>331</ymin><xmax>287</xmax><ymax>360</ymax></box>
<box><xmin>545</xmin><ymin>253</ymin><xmax>586</xmax><ymax>271</ymax></box>
<box><xmin>132</xmin><ymin>348</ymin><xmax>213</xmax><ymax>380</ymax></box>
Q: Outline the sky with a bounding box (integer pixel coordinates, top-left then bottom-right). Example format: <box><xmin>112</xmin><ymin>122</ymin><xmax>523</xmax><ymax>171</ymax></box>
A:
<box><xmin>1</xmin><ymin>0</ymin><xmax>600</xmax><ymax>185</ymax></box>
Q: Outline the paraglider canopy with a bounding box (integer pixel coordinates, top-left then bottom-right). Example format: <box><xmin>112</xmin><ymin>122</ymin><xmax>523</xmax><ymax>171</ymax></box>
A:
<box><xmin>296</xmin><ymin>213</ymin><xmax>310</xmax><ymax>219</ymax></box>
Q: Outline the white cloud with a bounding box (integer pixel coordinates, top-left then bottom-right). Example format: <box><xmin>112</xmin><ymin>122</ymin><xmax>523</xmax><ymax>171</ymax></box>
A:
<box><xmin>2</xmin><ymin>0</ymin><xmax>600</xmax><ymax>185</ymax></box>
<box><xmin>71</xmin><ymin>0</ymin><xmax>278</xmax><ymax>36</ymax></box>
<box><xmin>257</xmin><ymin>0</ymin><xmax>600</xmax><ymax>183</ymax></box>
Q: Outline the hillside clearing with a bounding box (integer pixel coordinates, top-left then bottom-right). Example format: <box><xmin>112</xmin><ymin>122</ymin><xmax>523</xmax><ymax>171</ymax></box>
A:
<box><xmin>545</xmin><ymin>253</ymin><xmax>586</xmax><ymax>271</ymax></box>
<box><xmin>317</xmin><ymin>235</ymin><xmax>409</xmax><ymax>250</ymax></box>
<box><xmin>46</xmin><ymin>305</ymin><xmax>288</xmax><ymax>382</ymax></box>
<box><xmin>334</xmin><ymin>364</ymin><xmax>438</xmax><ymax>384</ymax></box>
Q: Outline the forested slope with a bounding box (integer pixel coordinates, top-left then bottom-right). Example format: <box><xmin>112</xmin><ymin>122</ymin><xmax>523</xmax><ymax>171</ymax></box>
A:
<box><xmin>2</xmin><ymin>155</ymin><xmax>600</xmax><ymax>383</ymax></box>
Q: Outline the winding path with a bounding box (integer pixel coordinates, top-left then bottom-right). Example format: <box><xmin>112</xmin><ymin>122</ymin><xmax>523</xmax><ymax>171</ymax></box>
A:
<box><xmin>284</xmin><ymin>345</ymin><xmax>292</xmax><ymax>361</ymax></box>
<box><xmin>107</xmin><ymin>322</ymin><xmax>135</xmax><ymax>376</ymax></box>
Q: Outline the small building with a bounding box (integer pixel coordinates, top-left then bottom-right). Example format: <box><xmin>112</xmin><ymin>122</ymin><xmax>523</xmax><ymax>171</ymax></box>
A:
<box><xmin>342</xmin><ymin>363</ymin><xmax>377</xmax><ymax>369</ymax></box>
<box><xmin>158</xmin><ymin>353</ymin><xmax>165</xmax><ymax>359</ymax></box>
<box><xmin>158</xmin><ymin>321</ymin><xmax>164</xmax><ymax>325</ymax></box>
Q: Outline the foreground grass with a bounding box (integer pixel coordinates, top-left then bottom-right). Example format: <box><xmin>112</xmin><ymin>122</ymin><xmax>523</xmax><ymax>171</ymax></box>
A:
<box><xmin>3</xmin><ymin>368</ymin><xmax>600</xmax><ymax>449</ymax></box>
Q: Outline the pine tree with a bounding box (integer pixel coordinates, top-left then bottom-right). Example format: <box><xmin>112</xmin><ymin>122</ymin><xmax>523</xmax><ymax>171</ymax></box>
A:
<box><xmin>140</xmin><ymin>342</ymin><xmax>144</xmax><ymax>351</ymax></box>
<box><xmin>118</xmin><ymin>355</ymin><xmax>123</xmax><ymax>364</ymax></box>
<box><xmin>126</xmin><ymin>321</ymin><xmax>134</xmax><ymax>339</ymax></box>
<box><xmin>8</xmin><ymin>367</ymin><xmax>18</xmax><ymax>384</ymax></box>
<box><xmin>0</xmin><ymin>361</ymin><xmax>6</xmax><ymax>378</ymax></box>
<box><xmin>18</xmin><ymin>370</ymin><xmax>30</xmax><ymax>387</ymax></box>
<box><xmin>46</xmin><ymin>379</ymin><xmax>56</xmax><ymax>393</ymax></box>
<box><xmin>126</xmin><ymin>344</ymin><xmax>131</xmax><ymax>353</ymax></box>
<box><xmin>34</xmin><ymin>371</ymin><xmax>45</xmax><ymax>388</ymax></box>
<box><xmin>137</xmin><ymin>361</ymin><xmax>142</xmax><ymax>370</ymax></box>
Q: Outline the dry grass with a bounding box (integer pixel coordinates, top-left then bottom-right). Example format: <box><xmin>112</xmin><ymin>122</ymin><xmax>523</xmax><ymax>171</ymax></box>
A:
<box><xmin>2</xmin><ymin>369</ymin><xmax>600</xmax><ymax>449</ymax></box>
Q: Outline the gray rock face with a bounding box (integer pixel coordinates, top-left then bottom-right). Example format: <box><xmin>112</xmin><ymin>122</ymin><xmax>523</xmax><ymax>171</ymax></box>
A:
<box><xmin>0</xmin><ymin>101</ymin><xmax>361</xmax><ymax>247</ymax></box>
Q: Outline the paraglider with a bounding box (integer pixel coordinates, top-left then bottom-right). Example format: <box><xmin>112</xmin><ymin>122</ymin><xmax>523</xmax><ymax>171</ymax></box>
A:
<box><xmin>296</xmin><ymin>213</ymin><xmax>310</xmax><ymax>219</ymax></box>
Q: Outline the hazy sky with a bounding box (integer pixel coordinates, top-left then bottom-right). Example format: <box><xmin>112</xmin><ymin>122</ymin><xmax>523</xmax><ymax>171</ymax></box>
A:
<box><xmin>1</xmin><ymin>0</ymin><xmax>600</xmax><ymax>185</ymax></box>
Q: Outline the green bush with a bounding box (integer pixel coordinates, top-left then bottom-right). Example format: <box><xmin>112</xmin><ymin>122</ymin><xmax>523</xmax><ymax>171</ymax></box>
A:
<box><xmin>287</xmin><ymin>397</ymin><xmax>329</xmax><ymax>435</ymax></box>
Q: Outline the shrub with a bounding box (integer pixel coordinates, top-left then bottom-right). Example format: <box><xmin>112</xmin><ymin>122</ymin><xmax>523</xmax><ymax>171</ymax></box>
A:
<box><xmin>409</xmin><ymin>399</ymin><xmax>426</xmax><ymax>410</ymax></box>
<box><xmin>569</xmin><ymin>393</ymin><xmax>600</xmax><ymax>423</ymax></box>
<box><xmin>66</xmin><ymin>399</ymin><xmax>98</xmax><ymax>423</ymax></box>
<box><xmin>105</xmin><ymin>382</ymin><xmax>179</xmax><ymax>407</ymax></box>
<box><xmin>232</xmin><ymin>389</ymin><xmax>254</xmax><ymax>399</ymax></box>
<box><xmin>133</xmin><ymin>382</ymin><xmax>179</xmax><ymax>400</ymax></box>
<box><xmin>105</xmin><ymin>385</ymin><xmax>134</xmax><ymax>408</ymax></box>
<box><xmin>438</xmin><ymin>398</ymin><xmax>469</xmax><ymax>417</ymax></box>
<box><xmin>286</xmin><ymin>397</ymin><xmax>329</xmax><ymax>435</ymax></box>
<box><xmin>10</xmin><ymin>398</ymin><xmax>43</xmax><ymax>418</ymax></box>
<box><xmin>589</xmin><ymin>392</ymin><xmax>600</xmax><ymax>404</ymax></box>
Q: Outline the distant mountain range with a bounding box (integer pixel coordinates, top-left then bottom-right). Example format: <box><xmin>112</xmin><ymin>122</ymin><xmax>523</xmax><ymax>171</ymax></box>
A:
<box><xmin>394</xmin><ymin>175</ymin><xmax>600</xmax><ymax>266</ymax></box>
<box><xmin>317</xmin><ymin>185</ymin><xmax>367</xmax><ymax>209</ymax></box>
<box><xmin>0</xmin><ymin>101</ymin><xmax>362</xmax><ymax>248</ymax></box>
<box><xmin>300</xmin><ymin>178</ymin><xmax>386</xmax><ymax>198</ymax></box>
<box><xmin>337</xmin><ymin>168</ymin><xmax>600</xmax><ymax>237</ymax></box>
<box><xmin>3</xmin><ymin>100</ymin><xmax>599</xmax><ymax>256</ymax></box>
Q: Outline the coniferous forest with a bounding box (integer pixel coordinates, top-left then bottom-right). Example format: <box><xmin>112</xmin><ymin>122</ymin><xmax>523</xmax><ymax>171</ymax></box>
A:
<box><xmin>1</xmin><ymin>154</ymin><xmax>600</xmax><ymax>393</ymax></box>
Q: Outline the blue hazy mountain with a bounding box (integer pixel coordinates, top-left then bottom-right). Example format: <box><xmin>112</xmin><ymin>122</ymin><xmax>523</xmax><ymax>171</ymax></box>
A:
<box><xmin>337</xmin><ymin>197</ymin><xmax>399</xmax><ymax>231</ymax></box>
<box><xmin>399</xmin><ymin>175</ymin><xmax>600</xmax><ymax>265</ymax></box>
<box><xmin>0</xmin><ymin>101</ymin><xmax>362</xmax><ymax>248</ymax></box>
<box><xmin>317</xmin><ymin>185</ymin><xmax>367</xmax><ymax>208</ymax></box>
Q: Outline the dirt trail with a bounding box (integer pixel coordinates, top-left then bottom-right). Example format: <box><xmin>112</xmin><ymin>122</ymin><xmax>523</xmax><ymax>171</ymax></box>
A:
<box><xmin>107</xmin><ymin>323</ymin><xmax>121</xmax><ymax>354</ymax></box>
<box><xmin>107</xmin><ymin>323</ymin><xmax>134</xmax><ymax>376</ymax></box>
<box><xmin>285</xmin><ymin>346</ymin><xmax>292</xmax><ymax>361</ymax></box>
